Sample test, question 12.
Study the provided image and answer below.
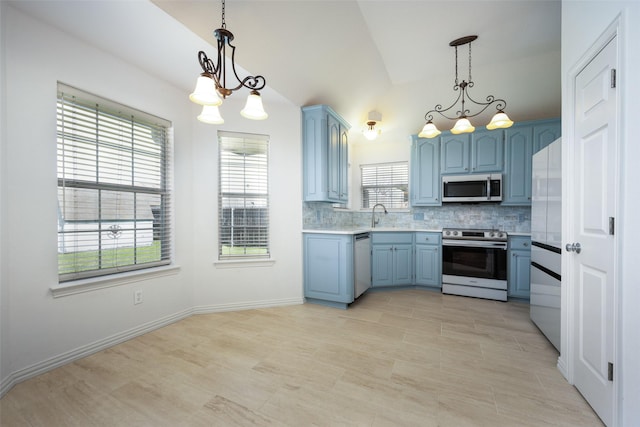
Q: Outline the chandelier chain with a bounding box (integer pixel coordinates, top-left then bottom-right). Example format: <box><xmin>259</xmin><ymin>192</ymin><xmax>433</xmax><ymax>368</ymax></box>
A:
<box><xmin>454</xmin><ymin>46</ymin><xmax>459</xmax><ymax>86</ymax></box>
<box><xmin>468</xmin><ymin>42</ymin><xmax>472</xmax><ymax>82</ymax></box>
<box><xmin>221</xmin><ymin>0</ymin><xmax>226</xmax><ymax>29</ymax></box>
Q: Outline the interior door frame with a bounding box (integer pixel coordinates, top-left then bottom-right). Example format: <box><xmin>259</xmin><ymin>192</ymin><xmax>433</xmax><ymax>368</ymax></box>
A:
<box><xmin>562</xmin><ymin>14</ymin><xmax>623</xmax><ymax>425</ymax></box>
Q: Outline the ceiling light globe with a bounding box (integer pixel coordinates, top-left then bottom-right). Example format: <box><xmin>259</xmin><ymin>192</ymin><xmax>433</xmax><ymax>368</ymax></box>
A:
<box><xmin>451</xmin><ymin>118</ymin><xmax>475</xmax><ymax>134</ymax></box>
<box><xmin>418</xmin><ymin>122</ymin><xmax>441</xmax><ymax>139</ymax></box>
<box><xmin>240</xmin><ymin>91</ymin><xmax>268</xmax><ymax>120</ymax></box>
<box><xmin>364</xmin><ymin>129</ymin><xmax>379</xmax><ymax>141</ymax></box>
<box><xmin>189</xmin><ymin>75</ymin><xmax>222</xmax><ymax>106</ymax></box>
<box><xmin>487</xmin><ymin>111</ymin><xmax>514</xmax><ymax>130</ymax></box>
<box><xmin>197</xmin><ymin>105</ymin><xmax>224</xmax><ymax>125</ymax></box>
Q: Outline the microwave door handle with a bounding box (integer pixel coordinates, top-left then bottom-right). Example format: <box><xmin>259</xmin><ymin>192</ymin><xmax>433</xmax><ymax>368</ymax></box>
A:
<box><xmin>487</xmin><ymin>176</ymin><xmax>491</xmax><ymax>200</ymax></box>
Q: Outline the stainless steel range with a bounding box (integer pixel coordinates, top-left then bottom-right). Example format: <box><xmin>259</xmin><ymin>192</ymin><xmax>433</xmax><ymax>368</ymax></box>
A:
<box><xmin>441</xmin><ymin>228</ymin><xmax>508</xmax><ymax>301</ymax></box>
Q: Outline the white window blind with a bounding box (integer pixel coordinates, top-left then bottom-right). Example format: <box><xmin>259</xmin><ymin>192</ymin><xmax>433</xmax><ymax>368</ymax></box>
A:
<box><xmin>218</xmin><ymin>132</ymin><xmax>269</xmax><ymax>259</ymax></box>
<box><xmin>57</xmin><ymin>83</ymin><xmax>172</xmax><ymax>282</ymax></box>
<box><xmin>361</xmin><ymin>162</ymin><xmax>409</xmax><ymax>209</ymax></box>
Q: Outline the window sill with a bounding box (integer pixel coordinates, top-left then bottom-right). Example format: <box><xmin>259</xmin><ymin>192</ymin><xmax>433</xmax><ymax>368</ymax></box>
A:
<box><xmin>213</xmin><ymin>258</ymin><xmax>276</xmax><ymax>269</ymax></box>
<box><xmin>50</xmin><ymin>264</ymin><xmax>181</xmax><ymax>298</ymax></box>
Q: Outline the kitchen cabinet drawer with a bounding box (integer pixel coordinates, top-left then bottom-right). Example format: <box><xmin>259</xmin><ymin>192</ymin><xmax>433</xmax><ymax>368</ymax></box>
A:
<box><xmin>414</xmin><ymin>232</ymin><xmax>441</xmax><ymax>245</ymax></box>
<box><xmin>371</xmin><ymin>232</ymin><xmax>413</xmax><ymax>245</ymax></box>
<box><xmin>509</xmin><ymin>235</ymin><xmax>531</xmax><ymax>250</ymax></box>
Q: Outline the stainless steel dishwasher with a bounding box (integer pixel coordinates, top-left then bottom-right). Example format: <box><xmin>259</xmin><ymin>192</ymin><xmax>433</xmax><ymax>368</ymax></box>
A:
<box><xmin>354</xmin><ymin>232</ymin><xmax>371</xmax><ymax>299</ymax></box>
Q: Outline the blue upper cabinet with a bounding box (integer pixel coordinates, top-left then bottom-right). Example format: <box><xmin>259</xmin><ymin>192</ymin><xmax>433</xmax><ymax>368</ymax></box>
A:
<box><xmin>533</xmin><ymin>120</ymin><xmax>561</xmax><ymax>153</ymax></box>
<box><xmin>471</xmin><ymin>129</ymin><xmax>504</xmax><ymax>173</ymax></box>
<box><xmin>441</xmin><ymin>134</ymin><xmax>471</xmax><ymax>174</ymax></box>
<box><xmin>503</xmin><ymin>118</ymin><xmax>560</xmax><ymax>206</ymax></box>
<box><xmin>503</xmin><ymin>124</ymin><xmax>534</xmax><ymax>205</ymax></box>
<box><xmin>441</xmin><ymin>130</ymin><xmax>503</xmax><ymax>174</ymax></box>
<box><xmin>302</xmin><ymin>105</ymin><xmax>350</xmax><ymax>203</ymax></box>
<box><xmin>410</xmin><ymin>136</ymin><xmax>441</xmax><ymax>206</ymax></box>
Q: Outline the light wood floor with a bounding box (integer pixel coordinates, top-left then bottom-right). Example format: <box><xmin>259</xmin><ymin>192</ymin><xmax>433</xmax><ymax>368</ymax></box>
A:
<box><xmin>1</xmin><ymin>289</ymin><xmax>603</xmax><ymax>426</ymax></box>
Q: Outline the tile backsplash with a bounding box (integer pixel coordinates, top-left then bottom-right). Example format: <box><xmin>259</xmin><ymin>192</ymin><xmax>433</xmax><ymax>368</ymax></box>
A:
<box><xmin>303</xmin><ymin>202</ymin><xmax>531</xmax><ymax>233</ymax></box>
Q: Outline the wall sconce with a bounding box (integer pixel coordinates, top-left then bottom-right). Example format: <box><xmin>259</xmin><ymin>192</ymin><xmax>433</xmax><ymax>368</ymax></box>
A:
<box><xmin>363</xmin><ymin>111</ymin><xmax>382</xmax><ymax>141</ymax></box>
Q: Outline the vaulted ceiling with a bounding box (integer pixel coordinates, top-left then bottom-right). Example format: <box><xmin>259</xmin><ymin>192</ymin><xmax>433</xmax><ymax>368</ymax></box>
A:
<box><xmin>152</xmin><ymin>0</ymin><xmax>561</xmax><ymax>141</ymax></box>
<box><xmin>11</xmin><ymin>0</ymin><xmax>561</xmax><ymax>142</ymax></box>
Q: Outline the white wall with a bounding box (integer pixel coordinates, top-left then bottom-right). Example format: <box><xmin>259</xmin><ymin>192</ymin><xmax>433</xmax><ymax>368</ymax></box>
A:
<box><xmin>0</xmin><ymin>0</ymin><xmax>8</xmax><ymax>394</ymax></box>
<box><xmin>0</xmin><ymin>2</ymin><xmax>302</xmax><ymax>394</ymax></box>
<box><xmin>190</xmin><ymin>93</ymin><xmax>303</xmax><ymax>310</ymax></box>
<box><xmin>562</xmin><ymin>1</ymin><xmax>640</xmax><ymax>425</ymax></box>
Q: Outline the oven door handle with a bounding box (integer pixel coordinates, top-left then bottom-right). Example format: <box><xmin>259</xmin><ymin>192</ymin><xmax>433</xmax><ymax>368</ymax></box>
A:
<box><xmin>442</xmin><ymin>239</ymin><xmax>508</xmax><ymax>250</ymax></box>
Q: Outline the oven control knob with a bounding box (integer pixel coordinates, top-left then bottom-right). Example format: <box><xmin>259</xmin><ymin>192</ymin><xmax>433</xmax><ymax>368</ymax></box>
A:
<box><xmin>453</xmin><ymin>231</ymin><xmax>459</xmax><ymax>236</ymax></box>
<box><xmin>490</xmin><ymin>232</ymin><xmax>495</xmax><ymax>237</ymax></box>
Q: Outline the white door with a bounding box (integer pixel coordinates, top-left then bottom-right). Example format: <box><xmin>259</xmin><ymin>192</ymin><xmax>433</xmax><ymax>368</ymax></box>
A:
<box><xmin>571</xmin><ymin>36</ymin><xmax>618</xmax><ymax>426</ymax></box>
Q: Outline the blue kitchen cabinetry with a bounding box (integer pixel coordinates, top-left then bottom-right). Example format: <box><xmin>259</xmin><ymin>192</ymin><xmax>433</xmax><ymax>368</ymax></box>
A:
<box><xmin>303</xmin><ymin>233</ymin><xmax>354</xmax><ymax>308</ymax></box>
<box><xmin>371</xmin><ymin>232</ymin><xmax>413</xmax><ymax>287</ymax></box>
<box><xmin>410</xmin><ymin>136</ymin><xmax>441</xmax><ymax>206</ymax></box>
<box><xmin>533</xmin><ymin>120</ymin><xmax>561</xmax><ymax>153</ymax></box>
<box><xmin>414</xmin><ymin>232</ymin><xmax>442</xmax><ymax>288</ymax></box>
<box><xmin>441</xmin><ymin>130</ymin><xmax>503</xmax><ymax>175</ymax></box>
<box><xmin>441</xmin><ymin>134</ymin><xmax>470</xmax><ymax>174</ymax></box>
<box><xmin>508</xmin><ymin>235</ymin><xmax>531</xmax><ymax>299</ymax></box>
<box><xmin>503</xmin><ymin>118</ymin><xmax>560</xmax><ymax>206</ymax></box>
<box><xmin>302</xmin><ymin>105</ymin><xmax>350</xmax><ymax>203</ymax></box>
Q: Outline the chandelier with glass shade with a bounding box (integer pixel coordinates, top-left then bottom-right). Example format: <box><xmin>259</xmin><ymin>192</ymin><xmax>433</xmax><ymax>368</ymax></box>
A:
<box><xmin>189</xmin><ymin>0</ymin><xmax>268</xmax><ymax>124</ymax></box>
<box><xmin>419</xmin><ymin>35</ymin><xmax>513</xmax><ymax>139</ymax></box>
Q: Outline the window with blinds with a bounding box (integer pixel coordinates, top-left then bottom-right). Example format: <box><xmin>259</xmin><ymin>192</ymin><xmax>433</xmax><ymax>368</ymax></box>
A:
<box><xmin>218</xmin><ymin>132</ymin><xmax>270</xmax><ymax>259</ymax></box>
<box><xmin>57</xmin><ymin>83</ymin><xmax>172</xmax><ymax>282</ymax></box>
<box><xmin>361</xmin><ymin>162</ymin><xmax>409</xmax><ymax>209</ymax></box>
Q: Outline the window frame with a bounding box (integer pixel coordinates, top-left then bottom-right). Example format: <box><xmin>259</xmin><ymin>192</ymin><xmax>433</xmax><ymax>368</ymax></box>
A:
<box><xmin>360</xmin><ymin>161</ymin><xmax>410</xmax><ymax>210</ymax></box>
<box><xmin>56</xmin><ymin>83</ymin><xmax>173</xmax><ymax>283</ymax></box>
<box><xmin>217</xmin><ymin>131</ymin><xmax>270</xmax><ymax>260</ymax></box>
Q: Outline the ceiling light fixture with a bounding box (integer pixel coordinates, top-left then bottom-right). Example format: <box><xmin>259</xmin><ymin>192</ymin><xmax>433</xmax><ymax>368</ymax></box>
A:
<box><xmin>189</xmin><ymin>0</ymin><xmax>268</xmax><ymax>124</ymax></box>
<box><xmin>419</xmin><ymin>35</ymin><xmax>513</xmax><ymax>138</ymax></box>
<box><xmin>363</xmin><ymin>111</ymin><xmax>382</xmax><ymax>141</ymax></box>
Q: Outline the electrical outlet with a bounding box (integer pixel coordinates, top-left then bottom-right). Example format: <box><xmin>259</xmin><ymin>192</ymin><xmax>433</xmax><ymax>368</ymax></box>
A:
<box><xmin>134</xmin><ymin>290</ymin><xmax>143</xmax><ymax>305</ymax></box>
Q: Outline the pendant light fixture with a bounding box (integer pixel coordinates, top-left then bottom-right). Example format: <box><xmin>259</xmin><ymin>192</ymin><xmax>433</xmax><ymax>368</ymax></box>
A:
<box><xmin>189</xmin><ymin>0</ymin><xmax>268</xmax><ymax>124</ymax></box>
<box><xmin>419</xmin><ymin>35</ymin><xmax>513</xmax><ymax>138</ymax></box>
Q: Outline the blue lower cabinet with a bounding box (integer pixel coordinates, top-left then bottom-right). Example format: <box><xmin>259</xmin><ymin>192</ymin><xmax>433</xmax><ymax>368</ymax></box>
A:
<box><xmin>508</xmin><ymin>236</ymin><xmax>532</xmax><ymax>299</ymax></box>
<box><xmin>415</xmin><ymin>232</ymin><xmax>442</xmax><ymax>287</ymax></box>
<box><xmin>303</xmin><ymin>233</ymin><xmax>354</xmax><ymax>308</ymax></box>
<box><xmin>371</xmin><ymin>233</ymin><xmax>413</xmax><ymax>287</ymax></box>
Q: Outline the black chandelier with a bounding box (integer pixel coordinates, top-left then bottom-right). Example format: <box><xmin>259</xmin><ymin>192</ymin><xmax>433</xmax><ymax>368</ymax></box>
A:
<box><xmin>419</xmin><ymin>35</ymin><xmax>513</xmax><ymax>138</ymax></box>
<box><xmin>189</xmin><ymin>0</ymin><xmax>267</xmax><ymax>124</ymax></box>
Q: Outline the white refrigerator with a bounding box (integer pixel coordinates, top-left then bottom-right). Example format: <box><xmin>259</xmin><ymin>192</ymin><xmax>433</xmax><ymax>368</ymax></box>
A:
<box><xmin>530</xmin><ymin>138</ymin><xmax>562</xmax><ymax>351</ymax></box>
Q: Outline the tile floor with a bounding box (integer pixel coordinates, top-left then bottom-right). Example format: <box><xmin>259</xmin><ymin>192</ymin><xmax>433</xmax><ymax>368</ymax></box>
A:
<box><xmin>0</xmin><ymin>289</ymin><xmax>603</xmax><ymax>426</ymax></box>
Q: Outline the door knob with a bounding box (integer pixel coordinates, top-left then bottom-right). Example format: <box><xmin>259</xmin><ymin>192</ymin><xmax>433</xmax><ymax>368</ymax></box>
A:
<box><xmin>565</xmin><ymin>242</ymin><xmax>582</xmax><ymax>254</ymax></box>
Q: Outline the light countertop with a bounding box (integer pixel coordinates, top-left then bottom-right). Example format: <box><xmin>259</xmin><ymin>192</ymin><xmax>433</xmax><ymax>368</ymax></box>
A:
<box><xmin>303</xmin><ymin>227</ymin><xmax>530</xmax><ymax>236</ymax></box>
<box><xmin>302</xmin><ymin>227</ymin><xmax>442</xmax><ymax>235</ymax></box>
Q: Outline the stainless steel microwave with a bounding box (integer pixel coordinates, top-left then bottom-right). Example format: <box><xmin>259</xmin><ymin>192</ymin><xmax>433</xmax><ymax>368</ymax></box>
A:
<box><xmin>442</xmin><ymin>173</ymin><xmax>502</xmax><ymax>203</ymax></box>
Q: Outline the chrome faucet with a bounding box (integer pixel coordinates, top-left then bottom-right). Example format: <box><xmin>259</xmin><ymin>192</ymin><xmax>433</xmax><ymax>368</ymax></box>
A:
<box><xmin>371</xmin><ymin>203</ymin><xmax>388</xmax><ymax>228</ymax></box>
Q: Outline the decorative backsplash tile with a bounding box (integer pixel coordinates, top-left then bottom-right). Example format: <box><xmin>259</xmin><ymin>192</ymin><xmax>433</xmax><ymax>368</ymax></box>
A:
<box><xmin>303</xmin><ymin>202</ymin><xmax>531</xmax><ymax>232</ymax></box>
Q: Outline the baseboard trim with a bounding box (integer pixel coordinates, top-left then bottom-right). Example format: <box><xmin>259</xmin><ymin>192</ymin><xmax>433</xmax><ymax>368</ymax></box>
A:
<box><xmin>192</xmin><ymin>297</ymin><xmax>304</xmax><ymax>314</ymax></box>
<box><xmin>0</xmin><ymin>307</ymin><xmax>193</xmax><ymax>398</ymax></box>
<box><xmin>557</xmin><ymin>354</ymin><xmax>569</xmax><ymax>380</ymax></box>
